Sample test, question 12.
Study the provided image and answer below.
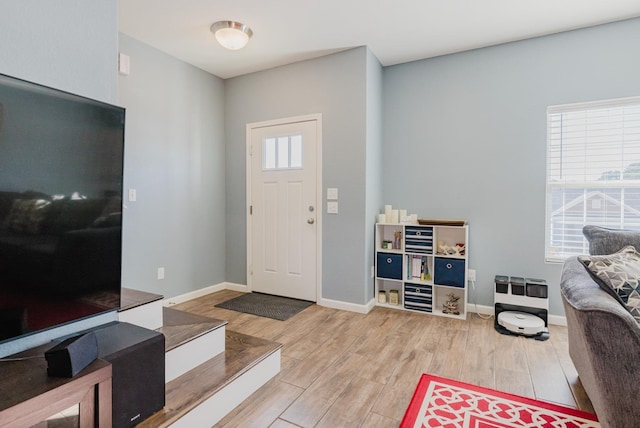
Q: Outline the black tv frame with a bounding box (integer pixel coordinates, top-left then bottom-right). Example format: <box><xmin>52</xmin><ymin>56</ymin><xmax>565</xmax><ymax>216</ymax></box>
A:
<box><xmin>0</xmin><ymin>72</ymin><xmax>125</xmax><ymax>345</ymax></box>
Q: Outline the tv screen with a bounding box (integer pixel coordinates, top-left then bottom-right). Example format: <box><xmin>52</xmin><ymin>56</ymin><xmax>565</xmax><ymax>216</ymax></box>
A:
<box><xmin>0</xmin><ymin>73</ymin><xmax>124</xmax><ymax>344</ymax></box>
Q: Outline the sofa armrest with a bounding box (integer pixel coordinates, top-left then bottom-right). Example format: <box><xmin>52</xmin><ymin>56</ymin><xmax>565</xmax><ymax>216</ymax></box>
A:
<box><xmin>560</xmin><ymin>258</ymin><xmax>640</xmax><ymax>427</ymax></box>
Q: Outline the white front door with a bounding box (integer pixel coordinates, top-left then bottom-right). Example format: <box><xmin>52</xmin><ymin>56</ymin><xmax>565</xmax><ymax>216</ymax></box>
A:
<box><xmin>247</xmin><ymin>116</ymin><xmax>320</xmax><ymax>302</ymax></box>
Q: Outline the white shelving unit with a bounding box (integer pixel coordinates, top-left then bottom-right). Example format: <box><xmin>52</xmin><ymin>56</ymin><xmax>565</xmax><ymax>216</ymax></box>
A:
<box><xmin>374</xmin><ymin>222</ymin><xmax>469</xmax><ymax>320</ymax></box>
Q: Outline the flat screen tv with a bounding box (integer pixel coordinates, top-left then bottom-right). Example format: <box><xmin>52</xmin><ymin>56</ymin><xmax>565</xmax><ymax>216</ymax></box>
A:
<box><xmin>0</xmin><ymin>73</ymin><xmax>124</xmax><ymax>344</ymax></box>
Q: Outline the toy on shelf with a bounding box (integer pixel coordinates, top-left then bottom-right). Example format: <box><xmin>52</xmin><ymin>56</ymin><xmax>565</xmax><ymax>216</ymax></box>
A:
<box><xmin>437</xmin><ymin>243</ymin><xmax>465</xmax><ymax>257</ymax></box>
<box><xmin>442</xmin><ymin>293</ymin><xmax>461</xmax><ymax>315</ymax></box>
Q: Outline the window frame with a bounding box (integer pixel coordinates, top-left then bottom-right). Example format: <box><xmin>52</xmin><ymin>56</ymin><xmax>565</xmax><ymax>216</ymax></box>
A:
<box><xmin>545</xmin><ymin>96</ymin><xmax>640</xmax><ymax>263</ymax></box>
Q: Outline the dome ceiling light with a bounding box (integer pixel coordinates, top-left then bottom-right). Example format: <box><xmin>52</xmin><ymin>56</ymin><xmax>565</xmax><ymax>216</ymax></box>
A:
<box><xmin>210</xmin><ymin>21</ymin><xmax>253</xmax><ymax>50</ymax></box>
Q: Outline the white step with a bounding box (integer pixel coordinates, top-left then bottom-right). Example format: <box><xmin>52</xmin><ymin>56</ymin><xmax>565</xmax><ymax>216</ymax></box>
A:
<box><xmin>170</xmin><ymin>347</ymin><xmax>281</xmax><ymax>427</ymax></box>
<box><xmin>119</xmin><ymin>290</ymin><xmax>282</xmax><ymax>428</ymax></box>
<box><xmin>161</xmin><ymin>307</ymin><xmax>227</xmax><ymax>383</ymax></box>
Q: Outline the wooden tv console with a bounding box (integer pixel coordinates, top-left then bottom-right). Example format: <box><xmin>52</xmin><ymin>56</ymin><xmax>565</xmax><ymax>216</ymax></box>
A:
<box><xmin>0</xmin><ymin>345</ymin><xmax>112</xmax><ymax>427</ymax></box>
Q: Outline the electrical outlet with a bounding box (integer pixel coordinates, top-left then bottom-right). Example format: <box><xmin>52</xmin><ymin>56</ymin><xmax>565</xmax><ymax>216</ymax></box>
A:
<box><xmin>157</xmin><ymin>267</ymin><xmax>165</xmax><ymax>280</ymax></box>
<box><xmin>468</xmin><ymin>269</ymin><xmax>476</xmax><ymax>281</ymax></box>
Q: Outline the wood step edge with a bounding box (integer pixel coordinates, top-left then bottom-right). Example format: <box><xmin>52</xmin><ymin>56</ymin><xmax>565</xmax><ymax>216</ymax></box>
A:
<box><xmin>138</xmin><ymin>330</ymin><xmax>282</xmax><ymax>428</ymax></box>
<box><xmin>160</xmin><ymin>307</ymin><xmax>228</xmax><ymax>353</ymax></box>
<box><xmin>119</xmin><ymin>288</ymin><xmax>164</xmax><ymax>312</ymax></box>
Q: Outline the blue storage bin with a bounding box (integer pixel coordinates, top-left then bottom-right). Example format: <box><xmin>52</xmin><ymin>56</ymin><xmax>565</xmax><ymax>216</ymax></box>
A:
<box><xmin>434</xmin><ymin>257</ymin><xmax>465</xmax><ymax>287</ymax></box>
<box><xmin>405</xmin><ymin>227</ymin><xmax>433</xmax><ymax>238</ymax></box>
<box><xmin>404</xmin><ymin>283</ymin><xmax>432</xmax><ymax>312</ymax></box>
<box><xmin>405</xmin><ymin>239</ymin><xmax>433</xmax><ymax>254</ymax></box>
<box><xmin>376</xmin><ymin>252</ymin><xmax>403</xmax><ymax>280</ymax></box>
<box><xmin>405</xmin><ymin>227</ymin><xmax>433</xmax><ymax>254</ymax></box>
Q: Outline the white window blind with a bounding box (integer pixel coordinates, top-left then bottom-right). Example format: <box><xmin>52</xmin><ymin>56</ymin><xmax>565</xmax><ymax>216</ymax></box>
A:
<box><xmin>545</xmin><ymin>97</ymin><xmax>640</xmax><ymax>262</ymax></box>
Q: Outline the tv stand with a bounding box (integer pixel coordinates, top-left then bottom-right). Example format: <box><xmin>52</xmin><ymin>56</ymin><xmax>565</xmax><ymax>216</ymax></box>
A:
<box><xmin>0</xmin><ymin>348</ymin><xmax>112</xmax><ymax>427</ymax></box>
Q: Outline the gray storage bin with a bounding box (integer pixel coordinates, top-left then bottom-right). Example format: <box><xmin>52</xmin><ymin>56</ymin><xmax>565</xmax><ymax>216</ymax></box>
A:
<box><xmin>510</xmin><ymin>276</ymin><xmax>525</xmax><ymax>295</ymax></box>
<box><xmin>526</xmin><ymin>278</ymin><xmax>548</xmax><ymax>298</ymax></box>
<box><xmin>495</xmin><ymin>275</ymin><xmax>509</xmax><ymax>294</ymax></box>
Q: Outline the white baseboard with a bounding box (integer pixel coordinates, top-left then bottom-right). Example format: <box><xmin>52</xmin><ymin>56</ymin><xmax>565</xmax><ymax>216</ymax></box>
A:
<box><xmin>547</xmin><ymin>314</ymin><xmax>567</xmax><ymax>326</ymax></box>
<box><xmin>159</xmin><ymin>284</ymin><xmax>574</xmax><ymax>326</ymax></box>
<box><xmin>164</xmin><ymin>282</ymin><xmax>248</xmax><ymax>306</ymax></box>
<box><xmin>466</xmin><ymin>302</ymin><xmax>567</xmax><ymax>326</ymax></box>
<box><xmin>318</xmin><ymin>297</ymin><xmax>376</xmax><ymax>314</ymax></box>
<box><xmin>466</xmin><ymin>303</ymin><xmax>494</xmax><ymax>316</ymax></box>
<box><xmin>164</xmin><ymin>282</ymin><xmax>375</xmax><ymax>315</ymax></box>
<box><xmin>224</xmin><ymin>282</ymin><xmax>250</xmax><ymax>292</ymax></box>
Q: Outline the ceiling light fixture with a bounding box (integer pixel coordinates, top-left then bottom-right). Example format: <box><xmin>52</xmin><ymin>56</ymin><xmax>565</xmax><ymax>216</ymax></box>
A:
<box><xmin>210</xmin><ymin>21</ymin><xmax>253</xmax><ymax>50</ymax></box>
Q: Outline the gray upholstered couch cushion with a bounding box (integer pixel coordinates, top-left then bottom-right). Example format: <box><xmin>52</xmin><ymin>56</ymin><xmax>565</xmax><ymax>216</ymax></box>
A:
<box><xmin>583</xmin><ymin>225</ymin><xmax>640</xmax><ymax>255</ymax></box>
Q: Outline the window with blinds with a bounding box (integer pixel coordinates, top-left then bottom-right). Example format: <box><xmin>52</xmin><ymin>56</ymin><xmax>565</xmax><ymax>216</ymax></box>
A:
<box><xmin>545</xmin><ymin>97</ymin><xmax>640</xmax><ymax>262</ymax></box>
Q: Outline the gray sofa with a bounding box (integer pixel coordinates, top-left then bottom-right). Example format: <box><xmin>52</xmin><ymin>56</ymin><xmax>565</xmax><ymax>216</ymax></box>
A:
<box><xmin>560</xmin><ymin>227</ymin><xmax>640</xmax><ymax>427</ymax></box>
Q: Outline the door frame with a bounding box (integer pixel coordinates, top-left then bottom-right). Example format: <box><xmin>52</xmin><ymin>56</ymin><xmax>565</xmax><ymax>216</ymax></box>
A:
<box><xmin>246</xmin><ymin>113</ymin><xmax>323</xmax><ymax>301</ymax></box>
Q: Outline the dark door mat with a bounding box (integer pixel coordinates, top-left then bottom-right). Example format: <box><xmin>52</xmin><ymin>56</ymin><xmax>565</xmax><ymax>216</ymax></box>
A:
<box><xmin>215</xmin><ymin>292</ymin><xmax>314</xmax><ymax>321</ymax></box>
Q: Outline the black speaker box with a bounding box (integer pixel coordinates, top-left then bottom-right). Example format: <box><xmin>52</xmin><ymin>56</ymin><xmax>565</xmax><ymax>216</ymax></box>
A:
<box><xmin>91</xmin><ymin>321</ymin><xmax>165</xmax><ymax>428</ymax></box>
<box><xmin>45</xmin><ymin>331</ymin><xmax>98</xmax><ymax>377</ymax></box>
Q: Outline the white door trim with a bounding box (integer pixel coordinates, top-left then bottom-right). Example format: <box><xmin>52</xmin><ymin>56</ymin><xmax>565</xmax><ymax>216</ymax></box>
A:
<box><xmin>246</xmin><ymin>113</ymin><xmax>323</xmax><ymax>301</ymax></box>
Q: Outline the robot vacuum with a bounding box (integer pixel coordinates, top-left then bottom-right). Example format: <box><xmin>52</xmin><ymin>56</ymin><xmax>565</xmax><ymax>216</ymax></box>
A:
<box><xmin>498</xmin><ymin>311</ymin><xmax>546</xmax><ymax>336</ymax></box>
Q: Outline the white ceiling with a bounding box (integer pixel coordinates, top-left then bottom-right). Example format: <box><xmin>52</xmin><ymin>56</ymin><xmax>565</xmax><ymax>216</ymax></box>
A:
<box><xmin>118</xmin><ymin>0</ymin><xmax>640</xmax><ymax>79</ymax></box>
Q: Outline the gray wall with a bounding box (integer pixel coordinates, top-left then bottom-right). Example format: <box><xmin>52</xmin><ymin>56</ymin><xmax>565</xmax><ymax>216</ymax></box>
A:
<box><xmin>225</xmin><ymin>47</ymin><xmax>372</xmax><ymax>305</ymax></box>
<box><xmin>0</xmin><ymin>0</ymin><xmax>119</xmax><ymax>356</ymax></box>
<box><xmin>0</xmin><ymin>0</ymin><xmax>117</xmax><ymax>104</ymax></box>
<box><xmin>118</xmin><ymin>34</ymin><xmax>226</xmax><ymax>298</ymax></box>
<box><xmin>364</xmin><ymin>48</ymin><xmax>384</xmax><ymax>302</ymax></box>
<box><xmin>383</xmin><ymin>18</ymin><xmax>640</xmax><ymax>315</ymax></box>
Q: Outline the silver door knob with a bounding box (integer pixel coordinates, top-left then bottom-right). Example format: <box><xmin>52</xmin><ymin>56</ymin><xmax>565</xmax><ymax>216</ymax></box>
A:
<box><xmin>308</xmin><ymin>218</ymin><xmax>315</xmax><ymax>224</ymax></box>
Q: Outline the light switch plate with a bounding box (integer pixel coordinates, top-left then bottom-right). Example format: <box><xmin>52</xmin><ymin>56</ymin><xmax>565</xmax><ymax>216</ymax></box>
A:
<box><xmin>327</xmin><ymin>201</ymin><xmax>338</xmax><ymax>214</ymax></box>
<box><xmin>119</xmin><ymin>53</ymin><xmax>130</xmax><ymax>75</ymax></box>
<box><xmin>327</xmin><ymin>188</ymin><xmax>338</xmax><ymax>200</ymax></box>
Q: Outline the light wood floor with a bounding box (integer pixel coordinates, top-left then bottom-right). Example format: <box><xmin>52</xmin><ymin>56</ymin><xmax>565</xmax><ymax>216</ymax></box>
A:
<box><xmin>173</xmin><ymin>290</ymin><xmax>594</xmax><ymax>428</ymax></box>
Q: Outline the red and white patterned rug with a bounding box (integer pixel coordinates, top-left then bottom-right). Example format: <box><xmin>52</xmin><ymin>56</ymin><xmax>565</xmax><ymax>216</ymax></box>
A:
<box><xmin>401</xmin><ymin>374</ymin><xmax>599</xmax><ymax>428</ymax></box>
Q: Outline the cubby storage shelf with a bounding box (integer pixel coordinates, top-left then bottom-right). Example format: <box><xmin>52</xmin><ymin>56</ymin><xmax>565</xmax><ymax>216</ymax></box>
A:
<box><xmin>375</xmin><ymin>222</ymin><xmax>468</xmax><ymax>320</ymax></box>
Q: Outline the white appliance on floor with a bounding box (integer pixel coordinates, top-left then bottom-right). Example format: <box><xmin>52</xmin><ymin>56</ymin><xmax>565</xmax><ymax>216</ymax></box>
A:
<box><xmin>497</xmin><ymin>311</ymin><xmax>546</xmax><ymax>336</ymax></box>
<box><xmin>494</xmin><ymin>275</ymin><xmax>550</xmax><ymax>340</ymax></box>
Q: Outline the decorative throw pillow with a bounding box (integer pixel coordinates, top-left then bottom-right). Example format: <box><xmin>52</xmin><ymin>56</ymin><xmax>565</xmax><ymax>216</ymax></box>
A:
<box><xmin>583</xmin><ymin>225</ymin><xmax>640</xmax><ymax>255</ymax></box>
<box><xmin>578</xmin><ymin>246</ymin><xmax>640</xmax><ymax>322</ymax></box>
